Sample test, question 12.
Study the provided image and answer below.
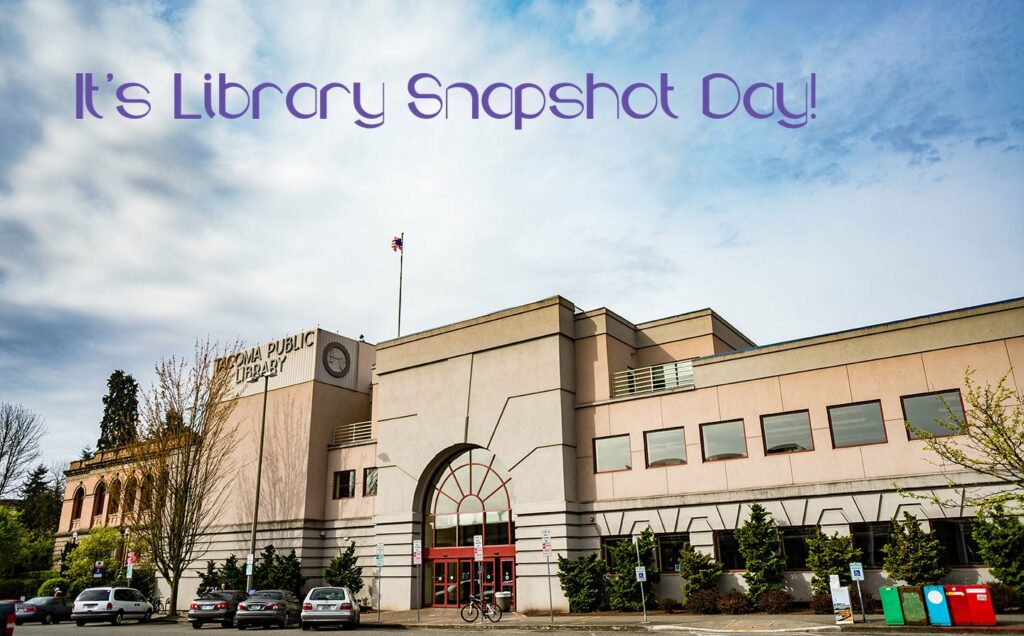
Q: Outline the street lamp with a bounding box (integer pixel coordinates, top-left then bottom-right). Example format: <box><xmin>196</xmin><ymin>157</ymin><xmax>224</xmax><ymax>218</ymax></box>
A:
<box><xmin>245</xmin><ymin>370</ymin><xmax>277</xmax><ymax>592</ymax></box>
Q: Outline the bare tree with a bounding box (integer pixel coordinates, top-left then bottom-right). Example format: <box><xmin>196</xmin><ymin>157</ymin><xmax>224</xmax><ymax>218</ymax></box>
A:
<box><xmin>0</xmin><ymin>402</ymin><xmax>46</xmax><ymax>498</ymax></box>
<box><xmin>907</xmin><ymin>369</ymin><xmax>1024</xmax><ymax>509</ymax></box>
<box><xmin>122</xmin><ymin>339</ymin><xmax>242</xmax><ymax>615</ymax></box>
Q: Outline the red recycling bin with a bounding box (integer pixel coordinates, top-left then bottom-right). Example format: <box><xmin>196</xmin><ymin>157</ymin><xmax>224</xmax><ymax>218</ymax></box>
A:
<box><xmin>944</xmin><ymin>584</ymin><xmax>996</xmax><ymax>626</ymax></box>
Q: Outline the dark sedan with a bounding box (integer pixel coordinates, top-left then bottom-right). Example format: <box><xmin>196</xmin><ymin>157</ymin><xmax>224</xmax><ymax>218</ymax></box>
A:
<box><xmin>235</xmin><ymin>590</ymin><xmax>301</xmax><ymax>629</ymax></box>
<box><xmin>187</xmin><ymin>590</ymin><xmax>246</xmax><ymax>629</ymax></box>
<box><xmin>15</xmin><ymin>597</ymin><xmax>72</xmax><ymax>625</ymax></box>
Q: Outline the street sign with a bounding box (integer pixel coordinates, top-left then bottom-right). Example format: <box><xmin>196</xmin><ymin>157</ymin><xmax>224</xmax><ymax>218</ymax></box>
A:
<box><xmin>128</xmin><ymin>553</ymin><xmax>138</xmax><ymax>565</ymax></box>
<box><xmin>92</xmin><ymin>564</ymin><xmax>104</xmax><ymax>578</ymax></box>
<box><xmin>635</xmin><ymin>566</ymin><xmax>647</xmax><ymax>582</ymax></box>
<box><xmin>126</xmin><ymin>564</ymin><xmax>134</xmax><ymax>580</ymax></box>
<box><xmin>473</xmin><ymin>535</ymin><xmax>483</xmax><ymax>562</ymax></box>
<box><xmin>849</xmin><ymin>562</ymin><xmax>864</xmax><ymax>581</ymax></box>
<box><xmin>541</xmin><ymin>529</ymin><xmax>552</xmax><ymax>557</ymax></box>
<box><xmin>412</xmin><ymin>540</ymin><xmax>423</xmax><ymax>565</ymax></box>
<box><xmin>246</xmin><ymin>553</ymin><xmax>254</xmax><ymax>575</ymax></box>
<box><xmin>829</xmin><ymin>574</ymin><xmax>841</xmax><ymax>590</ymax></box>
<box><xmin>376</xmin><ymin>543</ymin><xmax>385</xmax><ymax>567</ymax></box>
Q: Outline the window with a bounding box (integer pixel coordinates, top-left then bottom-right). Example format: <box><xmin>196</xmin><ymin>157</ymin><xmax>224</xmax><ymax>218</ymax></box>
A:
<box><xmin>851</xmin><ymin>522</ymin><xmax>891</xmax><ymax>568</ymax></box>
<box><xmin>701</xmin><ymin>420</ymin><xmax>747</xmax><ymax>461</ymax></box>
<box><xmin>92</xmin><ymin>482</ymin><xmax>106</xmax><ymax>517</ymax></box>
<box><xmin>107</xmin><ymin>480</ymin><xmax>121</xmax><ymax>515</ymax></box>
<box><xmin>828</xmin><ymin>401</ymin><xmax>886</xmax><ymax>447</ymax></box>
<box><xmin>780</xmin><ymin>526</ymin><xmax>815</xmax><ymax>570</ymax></box>
<box><xmin>657</xmin><ymin>533</ymin><xmax>691</xmax><ymax>572</ymax></box>
<box><xmin>426</xmin><ymin>448</ymin><xmax>514</xmax><ymax>549</ymax></box>
<box><xmin>761</xmin><ymin>411</ymin><xmax>813</xmax><ymax>454</ymax></box>
<box><xmin>332</xmin><ymin>470</ymin><xmax>356</xmax><ymax>499</ymax></box>
<box><xmin>714</xmin><ymin>530</ymin><xmax>746</xmax><ymax>570</ymax></box>
<box><xmin>594</xmin><ymin>435</ymin><xmax>632</xmax><ymax>472</ymax></box>
<box><xmin>70</xmin><ymin>487</ymin><xmax>85</xmax><ymax>521</ymax></box>
<box><xmin>645</xmin><ymin>428</ymin><xmax>686</xmax><ymax>467</ymax></box>
<box><xmin>932</xmin><ymin>518</ymin><xmax>983</xmax><ymax>566</ymax></box>
<box><xmin>902</xmin><ymin>390</ymin><xmax>964</xmax><ymax>439</ymax></box>
<box><xmin>363</xmin><ymin>467</ymin><xmax>378</xmax><ymax>496</ymax></box>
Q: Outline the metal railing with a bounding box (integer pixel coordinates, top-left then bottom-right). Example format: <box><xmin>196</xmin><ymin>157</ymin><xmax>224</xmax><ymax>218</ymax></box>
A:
<box><xmin>611</xmin><ymin>360</ymin><xmax>695</xmax><ymax>398</ymax></box>
<box><xmin>331</xmin><ymin>420</ymin><xmax>373</xmax><ymax>446</ymax></box>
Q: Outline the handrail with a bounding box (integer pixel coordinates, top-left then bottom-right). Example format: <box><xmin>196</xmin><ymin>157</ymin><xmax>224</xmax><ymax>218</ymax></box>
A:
<box><xmin>331</xmin><ymin>420</ymin><xmax>373</xmax><ymax>446</ymax></box>
<box><xmin>611</xmin><ymin>360</ymin><xmax>694</xmax><ymax>398</ymax></box>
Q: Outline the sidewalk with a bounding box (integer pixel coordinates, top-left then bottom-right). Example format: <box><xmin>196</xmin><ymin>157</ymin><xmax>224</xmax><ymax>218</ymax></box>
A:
<box><xmin>359</xmin><ymin>609</ymin><xmax>1024</xmax><ymax>632</ymax></box>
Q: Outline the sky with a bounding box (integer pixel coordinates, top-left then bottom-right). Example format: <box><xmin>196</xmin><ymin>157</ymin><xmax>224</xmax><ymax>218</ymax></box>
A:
<box><xmin>0</xmin><ymin>0</ymin><xmax>1022</xmax><ymax>468</ymax></box>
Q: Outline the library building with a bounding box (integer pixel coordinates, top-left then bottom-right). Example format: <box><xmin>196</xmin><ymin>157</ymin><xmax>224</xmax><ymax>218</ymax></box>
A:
<box><xmin>60</xmin><ymin>295</ymin><xmax>1024</xmax><ymax>611</ymax></box>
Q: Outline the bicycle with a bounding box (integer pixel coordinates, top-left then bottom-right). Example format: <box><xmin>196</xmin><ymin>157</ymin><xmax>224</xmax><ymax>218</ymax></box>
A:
<box><xmin>150</xmin><ymin>597</ymin><xmax>164</xmax><ymax>614</ymax></box>
<box><xmin>460</xmin><ymin>594</ymin><xmax>502</xmax><ymax>623</ymax></box>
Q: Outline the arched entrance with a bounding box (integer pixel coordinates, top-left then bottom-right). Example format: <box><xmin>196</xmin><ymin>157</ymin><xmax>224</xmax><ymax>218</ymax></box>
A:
<box><xmin>423</xmin><ymin>447</ymin><xmax>515</xmax><ymax>609</ymax></box>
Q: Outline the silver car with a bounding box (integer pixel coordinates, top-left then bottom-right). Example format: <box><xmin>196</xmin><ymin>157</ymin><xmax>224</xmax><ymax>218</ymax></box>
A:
<box><xmin>300</xmin><ymin>587</ymin><xmax>360</xmax><ymax>630</ymax></box>
<box><xmin>235</xmin><ymin>590</ymin><xmax>301</xmax><ymax>629</ymax></box>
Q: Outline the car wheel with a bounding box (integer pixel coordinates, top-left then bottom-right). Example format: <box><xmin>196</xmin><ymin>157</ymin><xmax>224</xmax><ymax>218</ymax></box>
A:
<box><xmin>42</xmin><ymin>614</ymin><xmax>53</xmax><ymax>625</ymax></box>
<box><xmin>111</xmin><ymin>610</ymin><xmax>124</xmax><ymax>625</ymax></box>
<box><xmin>143</xmin><ymin>610</ymin><xmax>153</xmax><ymax>623</ymax></box>
<box><xmin>76</xmin><ymin>620</ymin><xmax>86</xmax><ymax>627</ymax></box>
<box><xmin>193</xmin><ymin>621</ymin><xmax>203</xmax><ymax>629</ymax></box>
<box><xmin>14</xmin><ymin>620</ymin><xmax>22</xmax><ymax>626</ymax></box>
<box><xmin>300</xmin><ymin>623</ymin><xmax>310</xmax><ymax>631</ymax></box>
<box><xmin>237</xmin><ymin>623</ymin><xmax>247</xmax><ymax>630</ymax></box>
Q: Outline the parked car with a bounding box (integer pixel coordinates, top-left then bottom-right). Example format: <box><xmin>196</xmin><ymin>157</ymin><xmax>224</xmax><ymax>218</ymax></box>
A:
<box><xmin>235</xmin><ymin>590</ymin><xmax>301</xmax><ymax>629</ymax></box>
<box><xmin>188</xmin><ymin>590</ymin><xmax>246</xmax><ymax>629</ymax></box>
<box><xmin>299</xmin><ymin>587</ymin><xmax>360</xmax><ymax>631</ymax></box>
<box><xmin>0</xmin><ymin>600</ymin><xmax>15</xmax><ymax>636</ymax></box>
<box><xmin>70</xmin><ymin>587</ymin><xmax>153</xmax><ymax>626</ymax></box>
<box><xmin>15</xmin><ymin>597</ymin><xmax>72</xmax><ymax>625</ymax></box>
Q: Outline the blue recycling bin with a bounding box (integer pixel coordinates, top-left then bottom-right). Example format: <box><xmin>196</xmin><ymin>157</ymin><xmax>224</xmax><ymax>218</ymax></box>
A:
<box><xmin>924</xmin><ymin>585</ymin><xmax>952</xmax><ymax>626</ymax></box>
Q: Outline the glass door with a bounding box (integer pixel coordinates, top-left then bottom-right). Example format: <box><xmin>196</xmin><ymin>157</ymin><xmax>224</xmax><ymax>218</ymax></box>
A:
<box><xmin>432</xmin><ymin>560</ymin><xmax>459</xmax><ymax>607</ymax></box>
<box><xmin>499</xmin><ymin>558</ymin><xmax>515</xmax><ymax>608</ymax></box>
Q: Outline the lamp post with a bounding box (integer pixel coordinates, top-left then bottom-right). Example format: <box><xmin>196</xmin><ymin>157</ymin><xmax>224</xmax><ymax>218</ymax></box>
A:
<box><xmin>245</xmin><ymin>371</ymin><xmax>276</xmax><ymax>592</ymax></box>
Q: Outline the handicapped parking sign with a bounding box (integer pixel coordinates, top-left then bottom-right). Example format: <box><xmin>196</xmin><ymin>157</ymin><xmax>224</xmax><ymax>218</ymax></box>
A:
<box><xmin>849</xmin><ymin>562</ymin><xmax>864</xmax><ymax>581</ymax></box>
<box><xmin>635</xmin><ymin>566</ymin><xmax>647</xmax><ymax>582</ymax></box>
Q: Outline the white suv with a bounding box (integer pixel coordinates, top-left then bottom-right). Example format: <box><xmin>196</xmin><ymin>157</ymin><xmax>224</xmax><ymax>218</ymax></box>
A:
<box><xmin>71</xmin><ymin>587</ymin><xmax>153</xmax><ymax>626</ymax></box>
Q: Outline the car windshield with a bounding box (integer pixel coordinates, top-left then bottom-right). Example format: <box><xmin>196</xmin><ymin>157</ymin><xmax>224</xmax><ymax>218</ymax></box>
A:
<box><xmin>250</xmin><ymin>592</ymin><xmax>283</xmax><ymax>600</ymax></box>
<box><xmin>77</xmin><ymin>590</ymin><xmax>109</xmax><ymax>601</ymax></box>
<box><xmin>25</xmin><ymin>597</ymin><xmax>50</xmax><ymax>605</ymax></box>
<box><xmin>309</xmin><ymin>589</ymin><xmax>347</xmax><ymax>601</ymax></box>
<box><xmin>199</xmin><ymin>592</ymin><xmax>231</xmax><ymax>600</ymax></box>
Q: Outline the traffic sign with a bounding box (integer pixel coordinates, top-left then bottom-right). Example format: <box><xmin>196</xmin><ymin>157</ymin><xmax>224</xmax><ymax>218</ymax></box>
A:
<box><xmin>246</xmin><ymin>553</ymin><xmax>254</xmax><ymax>575</ymax></box>
<box><xmin>376</xmin><ymin>543</ymin><xmax>385</xmax><ymax>567</ymax></box>
<box><xmin>541</xmin><ymin>529</ymin><xmax>552</xmax><ymax>558</ymax></box>
<box><xmin>849</xmin><ymin>562</ymin><xmax>864</xmax><ymax>581</ymax></box>
<box><xmin>412</xmin><ymin>540</ymin><xmax>423</xmax><ymax>565</ymax></box>
<box><xmin>126</xmin><ymin>564</ymin><xmax>134</xmax><ymax>580</ymax></box>
<box><xmin>635</xmin><ymin>566</ymin><xmax>647</xmax><ymax>582</ymax></box>
<box><xmin>128</xmin><ymin>553</ymin><xmax>138</xmax><ymax>565</ymax></box>
<box><xmin>473</xmin><ymin>535</ymin><xmax>483</xmax><ymax>562</ymax></box>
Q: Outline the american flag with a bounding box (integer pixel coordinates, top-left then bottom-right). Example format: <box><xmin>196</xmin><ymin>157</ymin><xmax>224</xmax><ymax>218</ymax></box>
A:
<box><xmin>391</xmin><ymin>235</ymin><xmax>403</xmax><ymax>252</ymax></box>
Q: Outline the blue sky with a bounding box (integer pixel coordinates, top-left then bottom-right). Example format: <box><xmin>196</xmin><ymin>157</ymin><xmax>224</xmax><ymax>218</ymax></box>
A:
<box><xmin>0</xmin><ymin>0</ymin><xmax>1022</xmax><ymax>467</ymax></box>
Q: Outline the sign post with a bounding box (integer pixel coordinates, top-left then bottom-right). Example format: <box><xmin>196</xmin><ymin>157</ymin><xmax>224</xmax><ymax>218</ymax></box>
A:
<box><xmin>375</xmin><ymin>543</ymin><xmax>384</xmax><ymax>623</ymax></box>
<box><xmin>632</xmin><ymin>537</ymin><xmax>648</xmax><ymax>624</ymax></box>
<box><xmin>542</xmin><ymin>530</ymin><xmax>554</xmax><ymax>624</ymax></box>
<box><xmin>850</xmin><ymin>562</ymin><xmax>866</xmax><ymax>623</ymax></box>
<box><xmin>245</xmin><ymin>553</ymin><xmax>254</xmax><ymax>580</ymax></box>
<box><xmin>93</xmin><ymin>560</ymin><xmax>105</xmax><ymax>579</ymax></box>
<box><xmin>474</xmin><ymin>535</ymin><xmax>484</xmax><ymax>624</ymax></box>
<box><xmin>412</xmin><ymin>540</ymin><xmax>423</xmax><ymax>623</ymax></box>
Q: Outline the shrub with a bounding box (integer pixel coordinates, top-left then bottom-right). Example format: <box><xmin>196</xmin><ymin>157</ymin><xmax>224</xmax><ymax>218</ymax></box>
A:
<box><xmin>882</xmin><ymin>512</ymin><xmax>949</xmax><ymax>585</ymax></box>
<box><xmin>659</xmin><ymin>597</ymin><xmax>679</xmax><ymax>613</ymax></box>
<box><xmin>38</xmin><ymin>577</ymin><xmax>70</xmax><ymax>597</ymax></box>
<box><xmin>973</xmin><ymin>504</ymin><xmax>1024</xmax><ymax>592</ymax></box>
<box><xmin>685</xmin><ymin>589</ymin><xmax>720</xmax><ymax>614</ymax></box>
<box><xmin>805</xmin><ymin>527</ymin><xmax>862</xmax><ymax>597</ymax></box>
<box><xmin>605</xmin><ymin>528</ymin><xmax>660</xmax><ymax>611</ymax></box>
<box><xmin>735</xmin><ymin>504</ymin><xmax>786</xmax><ymax>603</ymax></box>
<box><xmin>556</xmin><ymin>553</ymin><xmax>606</xmax><ymax>612</ymax></box>
<box><xmin>850</xmin><ymin>585</ymin><xmax>879</xmax><ymax>614</ymax></box>
<box><xmin>718</xmin><ymin>589</ymin><xmax>751</xmax><ymax>614</ymax></box>
<box><xmin>990</xmin><ymin>582</ymin><xmax>1021</xmax><ymax>613</ymax></box>
<box><xmin>810</xmin><ymin>593</ymin><xmax>834</xmax><ymax>615</ymax></box>
<box><xmin>757</xmin><ymin>589</ymin><xmax>792</xmax><ymax>613</ymax></box>
<box><xmin>677</xmin><ymin>542</ymin><xmax>723</xmax><ymax>599</ymax></box>
<box><xmin>324</xmin><ymin>542</ymin><xmax>364</xmax><ymax>595</ymax></box>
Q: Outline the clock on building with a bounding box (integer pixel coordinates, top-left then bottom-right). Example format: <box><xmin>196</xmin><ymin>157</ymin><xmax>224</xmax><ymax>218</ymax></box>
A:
<box><xmin>322</xmin><ymin>342</ymin><xmax>351</xmax><ymax>378</ymax></box>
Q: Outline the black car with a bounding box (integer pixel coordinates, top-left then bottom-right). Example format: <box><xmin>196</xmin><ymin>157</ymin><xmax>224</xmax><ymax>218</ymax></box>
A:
<box><xmin>15</xmin><ymin>597</ymin><xmax>72</xmax><ymax>625</ymax></box>
<box><xmin>188</xmin><ymin>590</ymin><xmax>246</xmax><ymax>629</ymax></box>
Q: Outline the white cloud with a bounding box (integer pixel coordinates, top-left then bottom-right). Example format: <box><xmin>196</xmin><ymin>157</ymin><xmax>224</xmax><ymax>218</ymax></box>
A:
<box><xmin>574</xmin><ymin>0</ymin><xmax>649</xmax><ymax>44</ymax></box>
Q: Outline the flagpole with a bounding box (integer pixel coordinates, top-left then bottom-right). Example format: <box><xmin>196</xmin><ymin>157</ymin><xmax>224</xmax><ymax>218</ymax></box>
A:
<box><xmin>397</xmin><ymin>232</ymin><xmax>404</xmax><ymax>338</ymax></box>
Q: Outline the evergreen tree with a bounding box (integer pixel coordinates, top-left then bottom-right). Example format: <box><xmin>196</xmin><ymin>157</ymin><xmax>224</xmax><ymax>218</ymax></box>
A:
<box><xmin>19</xmin><ymin>464</ymin><xmax>62</xmax><ymax>534</ymax></box>
<box><xmin>605</xmin><ymin>527</ymin><xmax>660</xmax><ymax>611</ymax></box>
<box><xmin>805</xmin><ymin>527</ymin><xmax>862</xmax><ymax>596</ymax></box>
<box><xmin>97</xmin><ymin>370</ymin><xmax>140</xmax><ymax>450</ymax></box>
<box><xmin>324</xmin><ymin>542</ymin><xmax>364</xmax><ymax>594</ymax></box>
<box><xmin>677</xmin><ymin>542</ymin><xmax>723</xmax><ymax>599</ymax></box>
<box><xmin>196</xmin><ymin>560</ymin><xmax>220</xmax><ymax>594</ymax></box>
<box><xmin>220</xmin><ymin>554</ymin><xmax>247</xmax><ymax>590</ymax></box>
<box><xmin>269</xmin><ymin>549</ymin><xmax>305</xmax><ymax>596</ymax></box>
<box><xmin>735</xmin><ymin>503</ymin><xmax>786</xmax><ymax>602</ymax></box>
<box><xmin>881</xmin><ymin>512</ymin><xmax>949</xmax><ymax>585</ymax></box>
<box><xmin>970</xmin><ymin>504</ymin><xmax>1024</xmax><ymax>592</ymax></box>
<box><xmin>556</xmin><ymin>553</ymin><xmax>606</xmax><ymax>612</ymax></box>
<box><xmin>0</xmin><ymin>506</ymin><xmax>29</xmax><ymax>578</ymax></box>
<box><xmin>253</xmin><ymin>545</ymin><xmax>277</xmax><ymax>589</ymax></box>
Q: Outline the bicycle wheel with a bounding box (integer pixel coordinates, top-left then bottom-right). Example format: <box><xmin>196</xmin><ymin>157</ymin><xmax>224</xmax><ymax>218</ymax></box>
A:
<box><xmin>486</xmin><ymin>603</ymin><xmax>503</xmax><ymax>623</ymax></box>
<box><xmin>460</xmin><ymin>604</ymin><xmax>479</xmax><ymax>623</ymax></box>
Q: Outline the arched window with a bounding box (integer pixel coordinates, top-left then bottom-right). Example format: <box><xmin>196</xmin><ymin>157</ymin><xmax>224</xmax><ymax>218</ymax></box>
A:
<box><xmin>427</xmin><ymin>448</ymin><xmax>513</xmax><ymax>549</ymax></box>
<box><xmin>71</xmin><ymin>487</ymin><xmax>85</xmax><ymax>523</ymax></box>
<box><xmin>139</xmin><ymin>474</ymin><xmax>153</xmax><ymax>512</ymax></box>
<box><xmin>123</xmin><ymin>477</ymin><xmax>138</xmax><ymax>513</ymax></box>
<box><xmin>92</xmin><ymin>482</ymin><xmax>106</xmax><ymax>517</ymax></box>
<box><xmin>107</xmin><ymin>480</ymin><xmax>122</xmax><ymax>515</ymax></box>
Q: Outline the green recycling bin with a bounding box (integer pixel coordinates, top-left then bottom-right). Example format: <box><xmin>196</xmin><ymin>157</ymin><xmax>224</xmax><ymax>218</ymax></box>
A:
<box><xmin>899</xmin><ymin>586</ymin><xmax>929</xmax><ymax>626</ymax></box>
<box><xmin>879</xmin><ymin>586</ymin><xmax>905</xmax><ymax>625</ymax></box>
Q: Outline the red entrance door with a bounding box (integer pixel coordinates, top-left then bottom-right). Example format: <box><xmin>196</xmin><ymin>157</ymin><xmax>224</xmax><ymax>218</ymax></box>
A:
<box><xmin>428</xmin><ymin>556</ymin><xmax>513</xmax><ymax>608</ymax></box>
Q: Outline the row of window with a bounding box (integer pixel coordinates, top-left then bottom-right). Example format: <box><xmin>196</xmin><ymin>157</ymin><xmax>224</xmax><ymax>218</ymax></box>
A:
<box><xmin>601</xmin><ymin>518</ymin><xmax>981</xmax><ymax>573</ymax></box>
<box><xmin>594</xmin><ymin>389</ymin><xmax>964</xmax><ymax>472</ymax></box>
<box><xmin>332</xmin><ymin>467</ymin><xmax>378</xmax><ymax>499</ymax></box>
